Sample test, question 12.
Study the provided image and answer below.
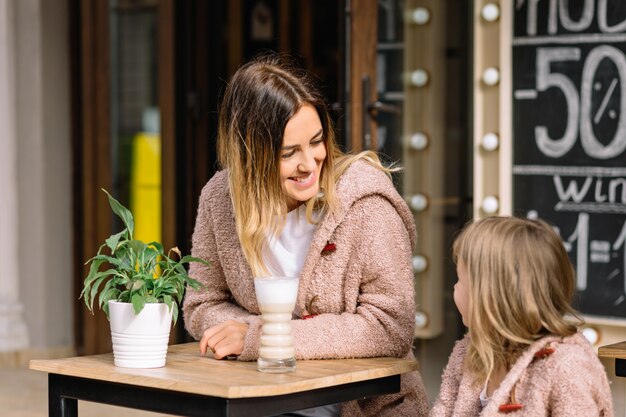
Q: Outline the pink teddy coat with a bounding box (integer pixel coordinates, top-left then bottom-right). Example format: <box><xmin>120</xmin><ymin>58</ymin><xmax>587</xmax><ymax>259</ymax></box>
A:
<box><xmin>183</xmin><ymin>160</ymin><xmax>429</xmax><ymax>417</ymax></box>
<box><xmin>431</xmin><ymin>332</ymin><xmax>613</xmax><ymax>417</ymax></box>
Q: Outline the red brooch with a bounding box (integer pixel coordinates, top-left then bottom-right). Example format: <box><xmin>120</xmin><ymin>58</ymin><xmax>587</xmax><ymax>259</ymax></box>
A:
<box><xmin>321</xmin><ymin>241</ymin><xmax>336</xmax><ymax>254</ymax></box>
<box><xmin>534</xmin><ymin>347</ymin><xmax>555</xmax><ymax>359</ymax></box>
<box><xmin>302</xmin><ymin>295</ymin><xmax>319</xmax><ymax>320</ymax></box>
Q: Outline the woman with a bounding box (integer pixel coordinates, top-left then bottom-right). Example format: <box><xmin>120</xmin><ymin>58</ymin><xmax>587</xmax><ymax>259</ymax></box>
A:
<box><xmin>183</xmin><ymin>55</ymin><xmax>429</xmax><ymax>417</ymax></box>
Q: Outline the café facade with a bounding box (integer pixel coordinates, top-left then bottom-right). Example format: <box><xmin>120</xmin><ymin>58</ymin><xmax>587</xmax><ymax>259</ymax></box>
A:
<box><xmin>2</xmin><ymin>0</ymin><xmax>626</xmax><ymax>411</ymax></box>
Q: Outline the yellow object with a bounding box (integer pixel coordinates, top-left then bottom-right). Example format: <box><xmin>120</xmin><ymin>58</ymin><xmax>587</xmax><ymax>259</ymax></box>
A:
<box><xmin>131</xmin><ymin>132</ymin><xmax>161</xmax><ymax>244</ymax></box>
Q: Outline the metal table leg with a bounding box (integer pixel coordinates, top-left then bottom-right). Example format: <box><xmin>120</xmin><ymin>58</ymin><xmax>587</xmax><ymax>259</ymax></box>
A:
<box><xmin>47</xmin><ymin>373</ymin><xmax>400</xmax><ymax>417</ymax></box>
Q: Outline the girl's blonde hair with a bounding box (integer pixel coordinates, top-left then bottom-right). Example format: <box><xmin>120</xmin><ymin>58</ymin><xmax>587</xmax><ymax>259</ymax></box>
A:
<box><xmin>452</xmin><ymin>216</ymin><xmax>582</xmax><ymax>382</ymax></box>
<box><xmin>217</xmin><ymin>54</ymin><xmax>393</xmax><ymax>277</ymax></box>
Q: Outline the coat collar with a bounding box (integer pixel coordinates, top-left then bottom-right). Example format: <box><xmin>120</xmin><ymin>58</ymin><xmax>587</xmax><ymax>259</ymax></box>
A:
<box><xmin>295</xmin><ymin>160</ymin><xmax>415</xmax><ymax>312</ymax></box>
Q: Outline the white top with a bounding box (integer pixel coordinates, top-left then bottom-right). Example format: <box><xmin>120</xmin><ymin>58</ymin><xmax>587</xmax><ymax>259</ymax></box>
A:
<box><xmin>264</xmin><ymin>205</ymin><xmax>318</xmax><ymax>278</ymax></box>
<box><xmin>479</xmin><ymin>380</ymin><xmax>490</xmax><ymax>408</ymax></box>
<box><xmin>262</xmin><ymin>205</ymin><xmax>340</xmax><ymax>417</ymax></box>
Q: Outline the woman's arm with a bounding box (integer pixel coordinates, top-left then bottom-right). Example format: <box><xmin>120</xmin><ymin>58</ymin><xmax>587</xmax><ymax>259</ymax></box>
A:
<box><xmin>182</xmin><ymin>182</ymin><xmax>256</xmax><ymax>341</ymax></box>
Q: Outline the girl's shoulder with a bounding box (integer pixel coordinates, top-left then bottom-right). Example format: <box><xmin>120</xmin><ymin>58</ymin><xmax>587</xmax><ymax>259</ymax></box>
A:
<box><xmin>453</xmin><ymin>333</ymin><xmax>471</xmax><ymax>352</ymax></box>
<box><xmin>446</xmin><ymin>333</ymin><xmax>471</xmax><ymax>367</ymax></box>
<box><xmin>527</xmin><ymin>333</ymin><xmax>613</xmax><ymax>414</ymax></box>
<box><xmin>525</xmin><ymin>332</ymin><xmax>604</xmax><ymax>377</ymax></box>
<box><xmin>535</xmin><ymin>332</ymin><xmax>595</xmax><ymax>358</ymax></box>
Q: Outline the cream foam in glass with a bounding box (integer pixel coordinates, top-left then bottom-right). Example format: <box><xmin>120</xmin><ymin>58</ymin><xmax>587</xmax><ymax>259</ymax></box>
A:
<box><xmin>254</xmin><ymin>276</ymin><xmax>299</xmax><ymax>373</ymax></box>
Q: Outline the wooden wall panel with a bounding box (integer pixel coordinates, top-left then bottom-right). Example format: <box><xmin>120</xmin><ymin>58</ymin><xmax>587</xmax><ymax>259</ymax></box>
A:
<box><xmin>348</xmin><ymin>0</ymin><xmax>377</xmax><ymax>151</ymax></box>
<box><xmin>75</xmin><ymin>0</ymin><xmax>112</xmax><ymax>355</ymax></box>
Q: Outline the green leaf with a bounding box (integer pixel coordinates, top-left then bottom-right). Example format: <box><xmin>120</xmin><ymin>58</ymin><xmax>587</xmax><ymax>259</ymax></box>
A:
<box><xmin>160</xmin><ymin>284</ymin><xmax>176</xmax><ymax>293</ymax></box>
<box><xmin>82</xmin><ymin>268</ymin><xmax>118</xmax><ymax>312</ymax></box>
<box><xmin>179</xmin><ymin>255</ymin><xmax>211</xmax><ymax>267</ymax></box>
<box><xmin>127</xmin><ymin>240</ymin><xmax>147</xmax><ymax>258</ymax></box>
<box><xmin>146</xmin><ymin>241</ymin><xmax>164</xmax><ymax>254</ymax></box>
<box><xmin>144</xmin><ymin>246</ymin><xmax>160</xmax><ymax>260</ymax></box>
<box><xmin>102</xmin><ymin>189</ymin><xmax>134</xmax><ymax>239</ymax></box>
<box><xmin>171</xmin><ymin>303</ymin><xmax>179</xmax><ymax>325</ymax></box>
<box><xmin>80</xmin><ymin>258</ymin><xmax>105</xmax><ymax>307</ymax></box>
<box><xmin>88</xmin><ymin>254</ymin><xmax>124</xmax><ymax>267</ymax></box>
<box><xmin>118</xmin><ymin>290</ymin><xmax>131</xmax><ymax>303</ymax></box>
<box><xmin>185</xmin><ymin>276</ymin><xmax>204</xmax><ymax>291</ymax></box>
<box><xmin>105</xmin><ymin>230</ymin><xmax>127</xmax><ymax>254</ymax></box>
<box><xmin>173</xmin><ymin>263</ymin><xmax>188</xmax><ymax>275</ymax></box>
<box><xmin>131</xmin><ymin>280</ymin><xmax>145</xmax><ymax>291</ymax></box>
<box><xmin>98</xmin><ymin>287</ymin><xmax>121</xmax><ymax>314</ymax></box>
<box><xmin>89</xmin><ymin>275</ymin><xmax>110</xmax><ymax>310</ymax></box>
<box><xmin>163</xmin><ymin>295</ymin><xmax>172</xmax><ymax>311</ymax></box>
<box><xmin>131</xmin><ymin>293</ymin><xmax>146</xmax><ymax>314</ymax></box>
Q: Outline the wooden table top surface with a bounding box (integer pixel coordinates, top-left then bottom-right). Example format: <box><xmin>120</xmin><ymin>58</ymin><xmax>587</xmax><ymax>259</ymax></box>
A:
<box><xmin>29</xmin><ymin>343</ymin><xmax>418</xmax><ymax>399</ymax></box>
<box><xmin>598</xmin><ymin>341</ymin><xmax>626</xmax><ymax>359</ymax></box>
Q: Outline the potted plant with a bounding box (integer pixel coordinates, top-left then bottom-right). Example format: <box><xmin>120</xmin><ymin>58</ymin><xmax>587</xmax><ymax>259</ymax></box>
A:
<box><xmin>80</xmin><ymin>189</ymin><xmax>208</xmax><ymax>368</ymax></box>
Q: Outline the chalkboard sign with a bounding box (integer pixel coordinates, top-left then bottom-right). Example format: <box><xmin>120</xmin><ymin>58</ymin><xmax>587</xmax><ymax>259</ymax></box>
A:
<box><xmin>513</xmin><ymin>1</ymin><xmax>626</xmax><ymax>319</ymax></box>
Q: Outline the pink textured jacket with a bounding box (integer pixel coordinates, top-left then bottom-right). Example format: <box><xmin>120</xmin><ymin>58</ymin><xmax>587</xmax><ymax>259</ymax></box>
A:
<box><xmin>183</xmin><ymin>160</ymin><xmax>429</xmax><ymax>416</ymax></box>
<box><xmin>431</xmin><ymin>332</ymin><xmax>613</xmax><ymax>417</ymax></box>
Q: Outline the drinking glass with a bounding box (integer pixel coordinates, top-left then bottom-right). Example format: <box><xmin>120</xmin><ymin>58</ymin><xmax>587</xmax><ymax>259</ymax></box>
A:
<box><xmin>254</xmin><ymin>276</ymin><xmax>299</xmax><ymax>373</ymax></box>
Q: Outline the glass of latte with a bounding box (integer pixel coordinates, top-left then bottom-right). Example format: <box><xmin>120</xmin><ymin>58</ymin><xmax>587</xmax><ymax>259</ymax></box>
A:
<box><xmin>254</xmin><ymin>276</ymin><xmax>299</xmax><ymax>373</ymax></box>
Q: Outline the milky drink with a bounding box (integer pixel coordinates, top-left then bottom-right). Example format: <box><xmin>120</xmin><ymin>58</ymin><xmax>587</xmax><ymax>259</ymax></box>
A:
<box><xmin>254</xmin><ymin>276</ymin><xmax>298</xmax><ymax>371</ymax></box>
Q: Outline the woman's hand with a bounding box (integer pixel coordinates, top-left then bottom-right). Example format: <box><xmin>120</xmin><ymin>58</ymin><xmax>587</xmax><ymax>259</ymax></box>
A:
<box><xmin>199</xmin><ymin>320</ymin><xmax>249</xmax><ymax>359</ymax></box>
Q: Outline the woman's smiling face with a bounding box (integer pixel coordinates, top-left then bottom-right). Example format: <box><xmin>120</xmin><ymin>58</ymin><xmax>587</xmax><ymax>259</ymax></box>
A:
<box><xmin>279</xmin><ymin>104</ymin><xmax>327</xmax><ymax>211</ymax></box>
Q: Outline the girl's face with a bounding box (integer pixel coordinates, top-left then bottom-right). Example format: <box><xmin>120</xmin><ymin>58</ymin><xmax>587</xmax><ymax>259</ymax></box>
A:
<box><xmin>280</xmin><ymin>104</ymin><xmax>327</xmax><ymax>210</ymax></box>
<box><xmin>454</xmin><ymin>260</ymin><xmax>470</xmax><ymax>327</ymax></box>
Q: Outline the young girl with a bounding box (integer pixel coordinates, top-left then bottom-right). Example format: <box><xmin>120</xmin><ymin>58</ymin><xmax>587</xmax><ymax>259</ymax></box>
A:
<box><xmin>432</xmin><ymin>216</ymin><xmax>613</xmax><ymax>416</ymax></box>
<box><xmin>182</xmin><ymin>55</ymin><xmax>429</xmax><ymax>416</ymax></box>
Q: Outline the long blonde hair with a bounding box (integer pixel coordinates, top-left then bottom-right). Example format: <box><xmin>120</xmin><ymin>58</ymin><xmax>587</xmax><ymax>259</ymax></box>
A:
<box><xmin>452</xmin><ymin>216</ymin><xmax>582</xmax><ymax>382</ymax></box>
<box><xmin>217</xmin><ymin>55</ymin><xmax>393</xmax><ymax>277</ymax></box>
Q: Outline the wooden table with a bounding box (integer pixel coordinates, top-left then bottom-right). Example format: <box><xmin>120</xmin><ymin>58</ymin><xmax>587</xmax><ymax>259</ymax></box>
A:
<box><xmin>29</xmin><ymin>342</ymin><xmax>418</xmax><ymax>417</ymax></box>
<box><xmin>599</xmin><ymin>341</ymin><xmax>626</xmax><ymax>377</ymax></box>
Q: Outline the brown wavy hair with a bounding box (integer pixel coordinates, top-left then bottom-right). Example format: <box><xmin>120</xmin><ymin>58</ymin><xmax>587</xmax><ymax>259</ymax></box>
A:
<box><xmin>217</xmin><ymin>54</ymin><xmax>391</xmax><ymax>276</ymax></box>
<box><xmin>452</xmin><ymin>216</ymin><xmax>582</xmax><ymax>382</ymax></box>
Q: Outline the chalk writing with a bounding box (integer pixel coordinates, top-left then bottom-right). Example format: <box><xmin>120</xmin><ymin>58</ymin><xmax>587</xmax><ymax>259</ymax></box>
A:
<box><xmin>513</xmin><ymin>0</ymin><xmax>626</xmax><ymax>318</ymax></box>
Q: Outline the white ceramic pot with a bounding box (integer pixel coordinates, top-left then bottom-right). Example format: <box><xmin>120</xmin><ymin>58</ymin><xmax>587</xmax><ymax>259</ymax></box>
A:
<box><xmin>108</xmin><ymin>300</ymin><xmax>173</xmax><ymax>368</ymax></box>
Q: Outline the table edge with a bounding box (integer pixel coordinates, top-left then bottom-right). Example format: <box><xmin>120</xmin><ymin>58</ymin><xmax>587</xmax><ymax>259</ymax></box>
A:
<box><xmin>29</xmin><ymin>357</ymin><xmax>418</xmax><ymax>399</ymax></box>
<box><xmin>598</xmin><ymin>342</ymin><xmax>626</xmax><ymax>359</ymax></box>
